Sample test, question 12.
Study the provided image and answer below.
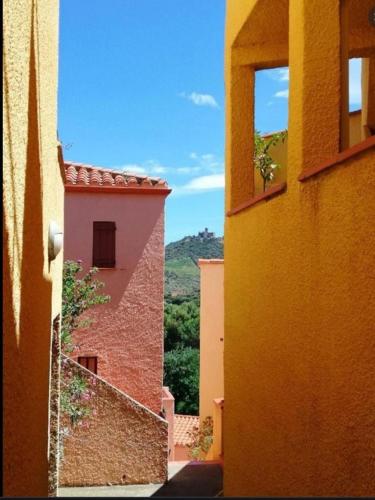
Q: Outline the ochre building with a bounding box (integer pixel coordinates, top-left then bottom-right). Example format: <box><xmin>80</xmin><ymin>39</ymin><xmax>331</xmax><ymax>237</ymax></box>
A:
<box><xmin>224</xmin><ymin>0</ymin><xmax>375</xmax><ymax>496</ymax></box>
<box><xmin>3</xmin><ymin>0</ymin><xmax>64</xmax><ymax>496</ymax></box>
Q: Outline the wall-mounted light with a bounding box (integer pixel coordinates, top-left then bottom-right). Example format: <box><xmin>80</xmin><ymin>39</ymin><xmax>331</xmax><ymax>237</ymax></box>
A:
<box><xmin>49</xmin><ymin>221</ymin><xmax>63</xmax><ymax>261</ymax></box>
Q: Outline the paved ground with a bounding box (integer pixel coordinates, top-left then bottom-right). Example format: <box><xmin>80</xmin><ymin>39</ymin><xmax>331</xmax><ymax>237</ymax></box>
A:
<box><xmin>152</xmin><ymin>461</ymin><xmax>223</xmax><ymax>497</ymax></box>
<box><xmin>58</xmin><ymin>461</ymin><xmax>222</xmax><ymax>497</ymax></box>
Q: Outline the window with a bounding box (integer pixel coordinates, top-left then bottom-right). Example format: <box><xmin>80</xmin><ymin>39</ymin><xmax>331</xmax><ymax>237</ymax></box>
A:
<box><xmin>92</xmin><ymin>221</ymin><xmax>116</xmax><ymax>267</ymax></box>
<box><xmin>254</xmin><ymin>66</ymin><xmax>288</xmax><ymax>196</ymax></box>
<box><xmin>78</xmin><ymin>356</ymin><xmax>98</xmax><ymax>374</ymax></box>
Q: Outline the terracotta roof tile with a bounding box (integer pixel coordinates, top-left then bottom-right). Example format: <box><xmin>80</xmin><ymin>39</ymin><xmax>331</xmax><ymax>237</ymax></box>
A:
<box><xmin>174</xmin><ymin>414</ymin><xmax>200</xmax><ymax>446</ymax></box>
<box><xmin>64</xmin><ymin>161</ymin><xmax>169</xmax><ymax>191</ymax></box>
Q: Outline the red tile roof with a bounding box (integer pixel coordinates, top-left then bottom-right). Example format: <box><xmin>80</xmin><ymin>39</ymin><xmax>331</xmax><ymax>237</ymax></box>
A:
<box><xmin>174</xmin><ymin>414</ymin><xmax>200</xmax><ymax>446</ymax></box>
<box><xmin>64</xmin><ymin>161</ymin><xmax>170</xmax><ymax>193</ymax></box>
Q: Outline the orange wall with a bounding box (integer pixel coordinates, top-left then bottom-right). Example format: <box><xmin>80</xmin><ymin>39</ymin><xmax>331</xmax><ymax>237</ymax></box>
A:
<box><xmin>3</xmin><ymin>0</ymin><xmax>64</xmax><ymax>496</ymax></box>
<box><xmin>199</xmin><ymin>260</ymin><xmax>224</xmax><ymax>423</ymax></box>
<box><xmin>224</xmin><ymin>0</ymin><xmax>375</xmax><ymax>496</ymax></box>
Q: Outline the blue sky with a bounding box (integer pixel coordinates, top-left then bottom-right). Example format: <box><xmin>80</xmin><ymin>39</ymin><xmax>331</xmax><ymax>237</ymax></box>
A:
<box><xmin>58</xmin><ymin>1</ymin><xmax>362</xmax><ymax>244</ymax></box>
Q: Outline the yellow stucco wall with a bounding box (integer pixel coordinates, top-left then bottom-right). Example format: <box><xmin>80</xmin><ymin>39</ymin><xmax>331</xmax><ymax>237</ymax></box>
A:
<box><xmin>3</xmin><ymin>0</ymin><xmax>64</xmax><ymax>495</ymax></box>
<box><xmin>199</xmin><ymin>261</ymin><xmax>224</xmax><ymax>422</ymax></box>
<box><xmin>255</xmin><ymin>111</ymin><xmax>363</xmax><ymax>195</ymax></box>
<box><xmin>224</xmin><ymin>0</ymin><xmax>375</xmax><ymax>496</ymax></box>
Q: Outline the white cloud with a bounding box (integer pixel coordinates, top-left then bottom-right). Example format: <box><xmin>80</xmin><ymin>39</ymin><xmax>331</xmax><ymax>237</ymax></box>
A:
<box><xmin>187</xmin><ymin>174</ymin><xmax>224</xmax><ymax>190</ymax></box>
<box><xmin>176</xmin><ymin>166</ymin><xmax>202</xmax><ymax>175</ymax></box>
<box><xmin>277</xmin><ymin>68</ymin><xmax>289</xmax><ymax>81</ymax></box>
<box><xmin>114</xmin><ymin>160</ymin><xmax>169</xmax><ymax>176</ymax></box>
<box><xmin>349</xmin><ymin>58</ymin><xmax>362</xmax><ymax>106</ymax></box>
<box><xmin>189</xmin><ymin>152</ymin><xmax>224</xmax><ymax>173</ymax></box>
<box><xmin>179</xmin><ymin>91</ymin><xmax>219</xmax><ymax>108</ymax></box>
<box><xmin>266</xmin><ymin>67</ymin><xmax>289</xmax><ymax>82</ymax></box>
<box><xmin>120</xmin><ymin>164</ymin><xmax>147</xmax><ymax>174</ymax></box>
<box><xmin>274</xmin><ymin>89</ymin><xmax>289</xmax><ymax>98</ymax></box>
<box><xmin>152</xmin><ymin>166</ymin><xmax>167</xmax><ymax>174</ymax></box>
<box><xmin>172</xmin><ymin>173</ymin><xmax>225</xmax><ymax>196</ymax></box>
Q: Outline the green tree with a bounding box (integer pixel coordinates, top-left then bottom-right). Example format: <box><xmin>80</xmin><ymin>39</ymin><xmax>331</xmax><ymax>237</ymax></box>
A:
<box><xmin>164</xmin><ymin>299</ymin><xmax>199</xmax><ymax>351</ymax></box>
<box><xmin>254</xmin><ymin>130</ymin><xmax>287</xmax><ymax>192</ymax></box>
<box><xmin>164</xmin><ymin>347</ymin><xmax>199</xmax><ymax>415</ymax></box>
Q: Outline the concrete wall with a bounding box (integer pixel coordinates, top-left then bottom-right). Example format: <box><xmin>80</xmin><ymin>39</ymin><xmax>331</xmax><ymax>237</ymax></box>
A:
<box><xmin>3</xmin><ymin>0</ymin><xmax>64</xmax><ymax>496</ymax></box>
<box><xmin>64</xmin><ymin>191</ymin><xmax>166</xmax><ymax>414</ymax></box>
<box><xmin>198</xmin><ymin>260</ymin><xmax>224</xmax><ymax>423</ymax></box>
<box><xmin>59</xmin><ymin>356</ymin><xmax>168</xmax><ymax>486</ymax></box>
<box><xmin>224</xmin><ymin>0</ymin><xmax>375</xmax><ymax>496</ymax></box>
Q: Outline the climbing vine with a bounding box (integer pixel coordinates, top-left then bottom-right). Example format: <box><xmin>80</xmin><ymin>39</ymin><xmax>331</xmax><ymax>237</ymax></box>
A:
<box><xmin>60</xmin><ymin>260</ymin><xmax>110</xmax><ymax>428</ymax></box>
<box><xmin>186</xmin><ymin>416</ymin><xmax>214</xmax><ymax>461</ymax></box>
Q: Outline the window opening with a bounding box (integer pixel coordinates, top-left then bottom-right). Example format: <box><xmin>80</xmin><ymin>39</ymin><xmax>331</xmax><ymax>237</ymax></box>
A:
<box><xmin>92</xmin><ymin>221</ymin><xmax>116</xmax><ymax>268</ymax></box>
<box><xmin>78</xmin><ymin>356</ymin><xmax>98</xmax><ymax>374</ymax></box>
<box><xmin>254</xmin><ymin>67</ymin><xmax>288</xmax><ymax>195</ymax></box>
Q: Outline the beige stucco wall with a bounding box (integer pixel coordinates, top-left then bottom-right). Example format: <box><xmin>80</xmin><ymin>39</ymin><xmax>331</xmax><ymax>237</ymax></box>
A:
<box><xmin>3</xmin><ymin>0</ymin><xmax>64</xmax><ymax>496</ymax></box>
<box><xmin>59</xmin><ymin>356</ymin><xmax>168</xmax><ymax>486</ymax></box>
<box><xmin>198</xmin><ymin>260</ymin><xmax>224</xmax><ymax>423</ymax></box>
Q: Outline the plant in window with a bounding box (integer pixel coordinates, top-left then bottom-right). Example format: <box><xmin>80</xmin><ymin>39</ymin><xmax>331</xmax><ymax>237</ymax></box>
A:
<box><xmin>254</xmin><ymin>130</ymin><xmax>287</xmax><ymax>192</ymax></box>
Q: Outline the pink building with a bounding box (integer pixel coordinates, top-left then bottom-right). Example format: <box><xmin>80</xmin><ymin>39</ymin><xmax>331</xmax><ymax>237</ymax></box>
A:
<box><xmin>64</xmin><ymin>162</ymin><xmax>171</xmax><ymax>414</ymax></box>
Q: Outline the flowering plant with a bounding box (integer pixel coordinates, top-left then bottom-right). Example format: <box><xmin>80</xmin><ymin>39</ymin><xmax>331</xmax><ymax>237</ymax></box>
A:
<box><xmin>60</xmin><ymin>260</ymin><xmax>110</xmax><ymax>429</ymax></box>
<box><xmin>254</xmin><ymin>130</ymin><xmax>287</xmax><ymax>192</ymax></box>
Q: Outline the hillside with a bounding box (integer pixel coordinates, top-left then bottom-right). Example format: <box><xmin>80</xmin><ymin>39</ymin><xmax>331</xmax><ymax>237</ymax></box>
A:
<box><xmin>165</xmin><ymin>232</ymin><xmax>224</xmax><ymax>299</ymax></box>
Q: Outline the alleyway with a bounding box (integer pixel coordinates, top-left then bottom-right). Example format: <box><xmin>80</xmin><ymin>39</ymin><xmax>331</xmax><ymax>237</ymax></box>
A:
<box><xmin>58</xmin><ymin>461</ymin><xmax>223</xmax><ymax>497</ymax></box>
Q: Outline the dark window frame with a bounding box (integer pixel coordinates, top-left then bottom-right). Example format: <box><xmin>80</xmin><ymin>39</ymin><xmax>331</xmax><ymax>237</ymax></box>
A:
<box><xmin>92</xmin><ymin>221</ymin><xmax>116</xmax><ymax>268</ymax></box>
<box><xmin>77</xmin><ymin>356</ymin><xmax>98</xmax><ymax>374</ymax></box>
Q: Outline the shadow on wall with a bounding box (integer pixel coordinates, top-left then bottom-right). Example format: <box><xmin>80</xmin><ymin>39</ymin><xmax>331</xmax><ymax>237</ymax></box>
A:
<box><xmin>3</xmin><ymin>9</ymin><xmax>53</xmax><ymax>495</ymax></box>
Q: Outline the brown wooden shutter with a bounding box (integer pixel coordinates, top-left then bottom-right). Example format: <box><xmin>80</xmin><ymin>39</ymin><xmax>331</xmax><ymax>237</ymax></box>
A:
<box><xmin>78</xmin><ymin>356</ymin><xmax>98</xmax><ymax>374</ymax></box>
<box><xmin>87</xmin><ymin>357</ymin><xmax>97</xmax><ymax>374</ymax></box>
<box><xmin>92</xmin><ymin>221</ymin><xmax>116</xmax><ymax>267</ymax></box>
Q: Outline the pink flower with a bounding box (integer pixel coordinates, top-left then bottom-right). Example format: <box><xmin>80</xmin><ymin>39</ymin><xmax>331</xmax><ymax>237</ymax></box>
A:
<box><xmin>82</xmin><ymin>392</ymin><xmax>90</xmax><ymax>401</ymax></box>
<box><xmin>92</xmin><ymin>409</ymin><xmax>97</xmax><ymax>417</ymax></box>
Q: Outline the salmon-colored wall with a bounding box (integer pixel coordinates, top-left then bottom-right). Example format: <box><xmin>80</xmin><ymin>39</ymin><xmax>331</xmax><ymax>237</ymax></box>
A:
<box><xmin>59</xmin><ymin>356</ymin><xmax>168</xmax><ymax>486</ymax></box>
<box><xmin>174</xmin><ymin>445</ymin><xmax>191</xmax><ymax>462</ymax></box>
<box><xmin>3</xmin><ymin>0</ymin><xmax>64</xmax><ymax>496</ymax></box>
<box><xmin>162</xmin><ymin>386</ymin><xmax>175</xmax><ymax>461</ymax></box>
<box><xmin>198</xmin><ymin>260</ymin><xmax>224</xmax><ymax>423</ymax></box>
<box><xmin>64</xmin><ymin>191</ymin><xmax>167</xmax><ymax>414</ymax></box>
<box><xmin>224</xmin><ymin>0</ymin><xmax>375</xmax><ymax>496</ymax></box>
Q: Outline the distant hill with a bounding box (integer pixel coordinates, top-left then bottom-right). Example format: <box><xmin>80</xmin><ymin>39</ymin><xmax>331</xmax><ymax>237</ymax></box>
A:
<box><xmin>165</xmin><ymin>231</ymin><xmax>224</xmax><ymax>300</ymax></box>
